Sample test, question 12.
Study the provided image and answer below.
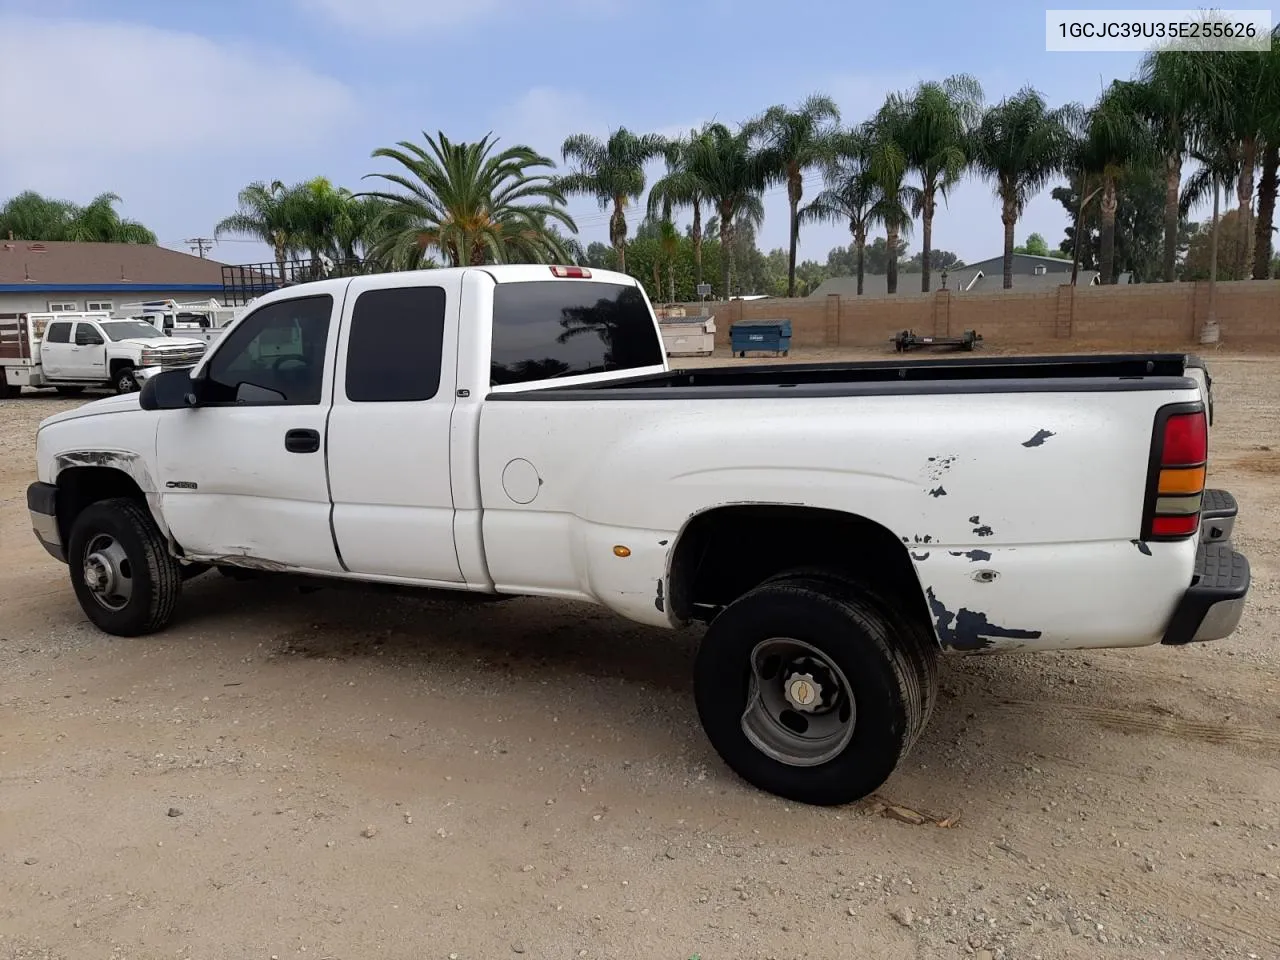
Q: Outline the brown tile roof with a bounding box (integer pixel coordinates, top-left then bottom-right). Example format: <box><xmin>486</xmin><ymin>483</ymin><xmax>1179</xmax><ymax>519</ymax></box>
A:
<box><xmin>0</xmin><ymin>241</ymin><xmax>229</xmax><ymax>286</ymax></box>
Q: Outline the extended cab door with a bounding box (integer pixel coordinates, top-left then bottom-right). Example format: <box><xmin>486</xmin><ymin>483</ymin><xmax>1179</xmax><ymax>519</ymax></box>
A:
<box><xmin>154</xmin><ymin>292</ymin><xmax>343</xmax><ymax>572</ymax></box>
<box><xmin>325</xmin><ymin>273</ymin><xmax>463</xmax><ymax>582</ymax></box>
<box><xmin>40</xmin><ymin>320</ymin><xmax>74</xmax><ymax>376</ymax></box>
<box><xmin>68</xmin><ymin>321</ymin><xmax>107</xmax><ymax>379</ymax></box>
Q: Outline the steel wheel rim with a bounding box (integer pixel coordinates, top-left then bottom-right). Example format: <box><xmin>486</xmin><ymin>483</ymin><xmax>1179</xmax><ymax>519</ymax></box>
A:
<box><xmin>82</xmin><ymin>533</ymin><xmax>133</xmax><ymax>611</ymax></box>
<box><xmin>741</xmin><ymin>637</ymin><xmax>855</xmax><ymax>767</ymax></box>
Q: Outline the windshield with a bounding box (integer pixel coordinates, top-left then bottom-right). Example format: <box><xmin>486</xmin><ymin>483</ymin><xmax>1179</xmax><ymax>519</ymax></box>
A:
<box><xmin>100</xmin><ymin>320</ymin><xmax>165</xmax><ymax>341</ymax></box>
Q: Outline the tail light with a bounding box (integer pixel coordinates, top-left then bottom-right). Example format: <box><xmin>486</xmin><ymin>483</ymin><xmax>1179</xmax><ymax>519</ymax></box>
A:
<box><xmin>549</xmin><ymin>265</ymin><xmax>591</xmax><ymax>278</ymax></box>
<box><xmin>1142</xmin><ymin>404</ymin><xmax>1207</xmax><ymax>540</ymax></box>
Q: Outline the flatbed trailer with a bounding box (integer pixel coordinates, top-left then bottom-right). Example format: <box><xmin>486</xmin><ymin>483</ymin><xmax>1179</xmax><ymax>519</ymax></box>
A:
<box><xmin>892</xmin><ymin>329</ymin><xmax>982</xmax><ymax>353</ymax></box>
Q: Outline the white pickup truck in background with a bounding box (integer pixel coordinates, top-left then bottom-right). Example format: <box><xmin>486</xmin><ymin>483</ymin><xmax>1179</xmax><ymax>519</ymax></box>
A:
<box><xmin>25</xmin><ymin>265</ymin><xmax>1250</xmax><ymax>805</ymax></box>
<box><xmin>1</xmin><ymin>312</ymin><xmax>207</xmax><ymax>396</ymax></box>
<box><xmin>117</xmin><ymin>298</ymin><xmax>245</xmax><ymax>348</ymax></box>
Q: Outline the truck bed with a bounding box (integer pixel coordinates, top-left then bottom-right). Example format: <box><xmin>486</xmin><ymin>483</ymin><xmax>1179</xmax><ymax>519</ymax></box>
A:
<box><xmin>491</xmin><ymin>353</ymin><xmax>1204</xmax><ymax>401</ymax></box>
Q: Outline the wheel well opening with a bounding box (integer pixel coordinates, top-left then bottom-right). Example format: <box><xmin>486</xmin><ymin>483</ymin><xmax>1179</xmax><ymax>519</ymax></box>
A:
<box><xmin>56</xmin><ymin>467</ymin><xmax>146</xmax><ymax>545</ymax></box>
<box><xmin>109</xmin><ymin>358</ymin><xmax>134</xmax><ymax>376</ymax></box>
<box><xmin>668</xmin><ymin>505</ymin><xmax>936</xmax><ymax>639</ymax></box>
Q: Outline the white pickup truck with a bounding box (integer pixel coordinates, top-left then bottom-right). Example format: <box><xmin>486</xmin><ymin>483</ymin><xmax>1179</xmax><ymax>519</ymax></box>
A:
<box><xmin>1</xmin><ymin>312</ymin><xmax>207</xmax><ymax>396</ymax></box>
<box><xmin>25</xmin><ymin>265</ymin><xmax>1249</xmax><ymax>805</ymax></box>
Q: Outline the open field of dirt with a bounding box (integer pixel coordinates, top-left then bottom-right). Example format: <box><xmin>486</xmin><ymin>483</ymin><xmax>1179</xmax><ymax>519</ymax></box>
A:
<box><xmin>2</xmin><ymin>349</ymin><xmax>1278</xmax><ymax>960</ymax></box>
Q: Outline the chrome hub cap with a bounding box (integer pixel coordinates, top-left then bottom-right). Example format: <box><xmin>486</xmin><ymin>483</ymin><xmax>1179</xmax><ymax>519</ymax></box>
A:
<box><xmin>82</xmin><ymin>534</ymin><xmax>133</xmax><ymax>611</ymax></box>
<box><xmin>741</xmin><ymin>639</ymin><xmax>855</xmax><ymax>767</ymax></box>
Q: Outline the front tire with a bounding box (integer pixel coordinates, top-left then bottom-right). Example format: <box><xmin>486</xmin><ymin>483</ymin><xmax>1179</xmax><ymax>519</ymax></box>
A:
<box><xmin>694</xmin><ymin>576</ymin><xmax>937</xmax><ymax>806</ymax></box>
<box><xmin>68</xmin><ymin>498</ymin><xmax>182</xmax><ymax>636</ymax></box>
<box><xmin>113</xmin><ymin>366</ymin><xmax>138</xmax><ymax>394</ymax></box>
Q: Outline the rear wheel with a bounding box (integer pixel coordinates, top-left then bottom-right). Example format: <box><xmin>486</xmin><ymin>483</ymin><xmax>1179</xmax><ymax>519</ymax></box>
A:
<box><xmin>694</xmin><ymin>575</ymin><xmax>937</xmax><ymax>806</ymax></box>
<box><xmin>67</xmin><ymin>498</ymin><xmax>182</xmax><ymax>636</ymax></box>
<box><xmin>1</xmin><ymin>380</ymin><xmax>19</xmax><ymax>399</ymax></box>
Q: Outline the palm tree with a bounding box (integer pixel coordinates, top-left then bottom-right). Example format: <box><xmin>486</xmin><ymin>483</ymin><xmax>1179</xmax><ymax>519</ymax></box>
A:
<box><xmin>658</xmin><ymin>219</ymin><xmax>681</xmax><ymax>302</ymax></box>
<box><xmin>60</xmin><ymin>192</ymin><xmax>156</xmax><ymax>244</ymax></box>
<box><xmin>1</xmin><ymin>190</ymin><xmax>156</xmax><ymax>244</ymax></box>
<box><xmin>1216</xmin><ymin>49</ymin><xmax>1274</xmax><ymax>278</ymax></box>
<box><xmin>748</xmin><ymin>94</ymin><xmax>842</xmax><ymax>297</ymax></box>
<box><xmin>217</xmin><ymin>180</ymin><xmax>301</xmax><ymax>276</ymax></box>
<box><xmin>1079</xmin><ymin>83</ymin><xmax>1156</xmax><ymax>284</ymax></box>
<box><xmin>557</xmin><ymin>128</ymin><xmax>667</xmax><ymax>274</ymax></box>
<box><xmin>0</xmin><ymin>191</ymin><xmax>77</xmax><ymax>240</ymax></box>
<box><xmin>681</xmin><ymin>123</ymin><xmax>769</xmax><ymax>297</ymax></box>
<box><xmin>1182</xmin><ymin>137</ymin><xmax>1239</xmax><ymax>332</ymax></box>
<box><xmin>880</xmin><ymin>76</ymin><xmax>983</xmax><ymax>292</ymax></box>
<box><xmin>866</xmin><ymin>103</ymin><xmax>921</xmax><ymax>295</ymax></box>
<box><xmin>800</xmin><ymin>126</ymin><xmax>892</xmax><ymax>295</ymax></box>
<box><xmin>971</xmin><ymin>88</ymin><xmax>1077</xmax><ymax>288</ymax></box>
<box><xmin>1252</xmin><ymin>33</ymin><xmax>1280</xmax><ymax>278</ymax></box>
<box><xmin>361</xmin><ymin>130</ymin><xmax>578</xmax><ymax>268</ymax></box>
<box><xmin>1137</xmin><ymin>50</ymin><xmax>1232</xmax><ymax>281</ymax></box>
<box><xmin>648</xmin><ymin>126</ymin><xmax>713</xmax><ymax>287</ymax></box>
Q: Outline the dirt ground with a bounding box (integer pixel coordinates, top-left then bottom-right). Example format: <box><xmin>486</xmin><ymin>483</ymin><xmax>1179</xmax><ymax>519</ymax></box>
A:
<box><xmin>2</xmin><ymin>349</ymin><xmax>1278</xmax><ymax>960</ymax></box>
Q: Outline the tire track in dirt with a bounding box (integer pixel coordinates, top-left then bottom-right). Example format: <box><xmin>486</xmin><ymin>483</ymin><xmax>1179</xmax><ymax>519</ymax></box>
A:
<box><xmin>989</xmin><ymin>698</ymin><xmax>1280</xmax><ymax>750</ymax></box>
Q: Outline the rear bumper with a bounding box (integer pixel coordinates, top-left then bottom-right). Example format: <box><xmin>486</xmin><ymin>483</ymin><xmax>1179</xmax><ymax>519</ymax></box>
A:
<box><xmin>1160</xmin><ymin>539</ymin><xmax>1250</xmax><ymax>645</ymax></box>
<box><xmin>27</xmin><ymin>481</ymin><xmax>65</xmax><ymax>562</ymax></box>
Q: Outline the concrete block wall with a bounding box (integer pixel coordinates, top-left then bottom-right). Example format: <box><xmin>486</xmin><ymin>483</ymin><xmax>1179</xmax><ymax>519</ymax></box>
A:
<box><xmin>686</xmin><ymin>279</ymin><xmax>1280</xmax><ymax>351</ymax></box>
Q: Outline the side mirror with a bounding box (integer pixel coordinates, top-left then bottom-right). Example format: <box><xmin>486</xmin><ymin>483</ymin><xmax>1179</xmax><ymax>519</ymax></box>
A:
<box><xmin>138</xmin><ymin>368</ymin><xmax>199</xmax><ymax>410</ymax></box>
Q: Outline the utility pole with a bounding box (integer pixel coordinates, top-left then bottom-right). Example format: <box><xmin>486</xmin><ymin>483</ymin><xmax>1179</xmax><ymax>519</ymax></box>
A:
<box><xmin>186</xmin><ymin>237</ymin><xmax>214</xmax><ymax>258</ymax></box>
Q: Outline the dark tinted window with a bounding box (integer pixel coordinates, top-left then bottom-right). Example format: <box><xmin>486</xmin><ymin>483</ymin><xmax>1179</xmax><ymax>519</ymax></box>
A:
<box><xmin>75</xmin><ymin>323</ymin><xmax>104</xmax><ymax>346</ymax></box>
<box><xmin>346</xmin><ymin>286</ymin><xmax>445</xmax><ymax>402</ymax></box>
<box><xmin>202</xmin><ymin>295</ymin><xmax>332</xmax><ymax>405</ymax></box>
<box><xmin>46</xmin><ymin>322</ymin><xmax>71</xmax><ymax>344</ymax></box>
<box><xmin>490</xmin><ymin>281</ymin><xmax>662</xmax><ymax>386</ymax></box>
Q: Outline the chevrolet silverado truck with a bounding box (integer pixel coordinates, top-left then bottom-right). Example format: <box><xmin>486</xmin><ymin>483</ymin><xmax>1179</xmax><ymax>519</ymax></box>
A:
<box><xmin>25</xmin><ymin>265</ymin><xmax>1250</xmax><ymax>805</ymax></box>
<box><xmin>1</xmin><ymin>312</ymin><xmax>206</xmax><ymax>396</ymax></box>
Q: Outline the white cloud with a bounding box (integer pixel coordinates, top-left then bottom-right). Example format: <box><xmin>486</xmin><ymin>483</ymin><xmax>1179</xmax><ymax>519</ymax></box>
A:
<box><xmin>297</xmin><ymin>0</ymin><xmax>622</xmax><ymax>34</ymax></box>
<box><xmin>0</xmin><ymin>15</ymin><xmax>360</xmax><ymax>258</ymax></box>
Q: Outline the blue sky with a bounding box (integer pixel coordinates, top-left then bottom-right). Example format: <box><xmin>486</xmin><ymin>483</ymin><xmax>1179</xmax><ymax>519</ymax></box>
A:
<box><xmin>0</xmin><ymin>0</ymin><xmax>1158</xmax><ymax>273</ymax></box>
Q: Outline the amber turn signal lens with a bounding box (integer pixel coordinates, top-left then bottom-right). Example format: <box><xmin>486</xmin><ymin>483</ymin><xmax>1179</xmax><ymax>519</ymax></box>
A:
<box><xmin>1158</xmin><ymin>466</ymin><xmax>1206</xmax><ymax>494</ymax></box>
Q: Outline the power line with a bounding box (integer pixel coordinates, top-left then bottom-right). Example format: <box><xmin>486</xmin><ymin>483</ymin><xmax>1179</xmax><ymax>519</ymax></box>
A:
<box><xmin>185</xmin><ymin>237</ymin><xmax>214</xmax><ymax>257</ymax></box>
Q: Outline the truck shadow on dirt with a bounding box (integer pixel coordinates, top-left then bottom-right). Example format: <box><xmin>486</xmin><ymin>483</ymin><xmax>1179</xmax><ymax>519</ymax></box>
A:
<box><xmin>171</xmin><ymin>571</ymin><xmax>1278</xmax><ymax>800</ymax></box>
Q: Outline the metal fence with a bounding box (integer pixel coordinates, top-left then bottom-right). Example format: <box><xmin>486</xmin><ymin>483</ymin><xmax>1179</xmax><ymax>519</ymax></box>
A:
<box><xmin>220</xmin><ymin>258</ymin><xmax>383</xmax><ymax>305</ymax></box>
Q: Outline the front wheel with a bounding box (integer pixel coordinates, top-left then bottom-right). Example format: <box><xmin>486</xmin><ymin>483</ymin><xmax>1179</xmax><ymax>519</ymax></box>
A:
<box><xmin>694</xmin><ymin>576</ymin><xmax>937</xmax><ymax>806</ymax></box>
<box><xmin>113</xmin><ymin>366</ymin><xmax>138</xmax><ymax>394</ymax></box>
<box><xmin>67</xmin><ymin>498</ymin><xmax>182</xmax><ymax>636</ymax></box>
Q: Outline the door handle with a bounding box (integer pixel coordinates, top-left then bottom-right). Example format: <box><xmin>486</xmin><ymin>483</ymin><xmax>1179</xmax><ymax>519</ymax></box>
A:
<box><xmin>284</xmin><ymin>428</ymin><xmax>321</xmax><ymax>453</ymax></box>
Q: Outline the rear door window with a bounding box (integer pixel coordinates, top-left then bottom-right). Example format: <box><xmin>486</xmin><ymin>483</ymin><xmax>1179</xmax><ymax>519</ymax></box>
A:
<box><xmin>490</xmin><ymin>281</ymin><xmax>662</xmax><ymax>386</ymax></box>
<box><xmin>345</xmin><ymin>286</ymin><xmax>446</xmax><ymax>402</ymax></box>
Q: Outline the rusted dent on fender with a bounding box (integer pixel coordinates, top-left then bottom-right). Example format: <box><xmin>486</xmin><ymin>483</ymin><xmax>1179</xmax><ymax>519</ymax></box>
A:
<box><xmin>1132</xmin><ymin>540</ymin><xmax>1152</xmax><ymax>556</ymax></box>
<box><xmin>910</xmin><ymin>550</ymin><xmax>931</xmax><ymax>561</ymax></box>
<box><xmin>927</xmin><ymin>485</ymin><xmax>947</xmax><ymax>497</ymax></box>
<box><xmin>54</xmin><ymin>450</ymin><xmax>156</xmax><ymax>491</ymax></box>
<box><xmin>654</xmin><ymin>578</ymin><xmax>665</xmax><ymax>613</ymax></box>
<box><xmin>53</xmin><ymin>450</ymin><xmax>170</xmax><ymax>539</ymax></box>
<box><xmin>924</xmin><ymin>586</ymin><xmax>1042</xmax><ymax>652</ymax></box>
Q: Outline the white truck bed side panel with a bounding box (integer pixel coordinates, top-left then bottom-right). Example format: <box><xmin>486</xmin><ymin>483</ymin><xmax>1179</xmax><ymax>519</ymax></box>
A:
<box><xmin>478</xmin><ymin>386</ymin><xmax>1202</xmax><ymax>646</ymax></box>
